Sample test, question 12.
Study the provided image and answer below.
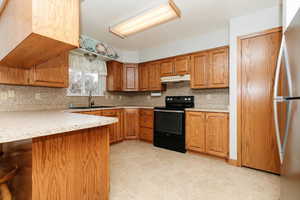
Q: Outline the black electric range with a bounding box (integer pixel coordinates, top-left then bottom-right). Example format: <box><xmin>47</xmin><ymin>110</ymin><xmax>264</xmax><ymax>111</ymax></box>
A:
<box><xmin>153</xmin><ymin>96</ymin><xmax>194</xmax><ymax>153</ymax></box>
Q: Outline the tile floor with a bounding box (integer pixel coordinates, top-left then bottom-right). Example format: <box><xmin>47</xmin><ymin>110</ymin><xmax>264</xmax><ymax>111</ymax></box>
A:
<box><xmin>110</xmin><ymin>141</ymin><xmax>280</xmax><ymax>200</ymax></box>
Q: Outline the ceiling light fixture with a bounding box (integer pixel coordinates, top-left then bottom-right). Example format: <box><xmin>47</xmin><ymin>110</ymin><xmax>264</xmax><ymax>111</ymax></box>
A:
<box><xmin>109</xmin><ymin>0</ymin><xmax>181</xmax><ymax>39</ymax></box>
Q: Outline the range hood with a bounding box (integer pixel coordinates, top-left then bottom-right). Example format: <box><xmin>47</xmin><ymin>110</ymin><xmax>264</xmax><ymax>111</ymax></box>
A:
<box><xmin>160</xmin><ymin>74</ymin><xmax>190</xmax><ymax>83</ymax></box>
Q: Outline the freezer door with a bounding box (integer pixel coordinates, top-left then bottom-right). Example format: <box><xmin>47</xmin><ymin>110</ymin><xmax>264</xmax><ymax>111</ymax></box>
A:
<box><xmin>285</xmin><ymin>10</ymin><xmax>300</xmax><ymax>97</ymax></box>
<box><xmin>281</xmin><ymin>99</ymin><xmax>300</xmax><ymax>200</ymax></box>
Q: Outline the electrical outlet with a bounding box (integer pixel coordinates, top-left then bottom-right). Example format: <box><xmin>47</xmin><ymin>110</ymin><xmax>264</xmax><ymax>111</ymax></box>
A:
<box><xmin>105</xmin><ymin>95</ymin><xmax>109</xmax><ymax>100</ymax></box>
<box><xmin>119</xmin><ymin>96</ymin><xmax>122</xmax><ymax>100</ymax></box>
<box><xmin>0</xmin><ymin>92</ymin><xmax>8</xmax><ymax>100</ymax></box>
<box><xmin>8</xmin><ymin>90</ymin><xmax>15</xmax><ymax>98</ymax></box>
<box><xmin>35</xmin><ymin>93</ymin><xmax>41</xmax><ymax>100</ymax></box>
<box><xmin>110</xmin><ymin>96</ymin><xmax>114</xmax><ymax>100</ymax></box>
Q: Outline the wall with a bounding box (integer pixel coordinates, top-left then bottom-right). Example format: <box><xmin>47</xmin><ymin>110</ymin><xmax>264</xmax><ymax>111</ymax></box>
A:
<box><xmin>229</xmin><ymin>5</ymin><xmax>282</xmax><ymax>160</ymax></box>
<box><xmin>138</xmin><ymin>28</ymin><xmax>229</xmax><ymax>62</ymax></box>
<box><xmin>283</xmin><ymin>0</ymin><xmax>300</xmax><ymax>30</ymax></box>
<box><xmin>0</xmin><ymin>83</ymin><xmax>229</xmax><ymax>112</ymax></box>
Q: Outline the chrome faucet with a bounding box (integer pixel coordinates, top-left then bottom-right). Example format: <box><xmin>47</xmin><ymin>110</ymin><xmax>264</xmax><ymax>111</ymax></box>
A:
<box><xmin>88</xmin><ymin>90</ymin><xmax>95</xmax><ymax>108</ymax></box>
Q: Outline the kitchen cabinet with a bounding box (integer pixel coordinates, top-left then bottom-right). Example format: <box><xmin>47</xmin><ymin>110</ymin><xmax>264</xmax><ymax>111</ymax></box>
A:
<box><xmin>77</xmin><ymin>109</ymin><xmax>123</xmax><ymax>144</ymax></box>
<box><xmin>160</xmin><ymin>59</ymin><xmax>175</xmax><ymax>77</ymax></box>
<box><xmin>190</xmin><ymin>52</ymin><xmax>210</xmax><ymax>88</ymax></box>
<box><xmin>148</xmin><ymin>62</ymin><xmax>164</xmax><ymax>91</ymax></box>
<box><xmin>205</xmin><ymin>113</ymin><xmax>229</xmax><ymax>158</ymax></box>
<box><xmin>174</xmin><ymin>55</ymin><xmax>190</xmax><ymax>75</ymax></box>
<box><xmin>124</xmin><ymin>108</ymin><xmax>140</xmax><ymax>139</ymax></box>
<box><xmin>139</xmin><ymin>63</ymin><xmax>149</xmax><ymax>91</ymax></box>
<box><xmin>107</xmin><ymin>61</ymin><xmax>123</xmax><ymax>91</ymax></box>
<box><xmin>29</xmin><ymin>52</ymin><xmax>69</xmax><ymax>88</ymax></box>
<box><xmin>139</xmin><ymin>109</ymin><xmax>154</xmax><ymax>142</ymax></box>
<box><xmin>208</xmin><ymin>48</ymin><xmax>229</xmax><ymax>88</ymax></box>
<box><xmin>186</xmin><ymin>112</ymin><xmax>206</xmax><ymax>153</ymax></box>
<box><xmin>186</xmin><ymin>111</ymin><xmax>229</xmax><ymax>158</ymax></box>
<box><xmin>123</xmin><ymin>64</ymin><xmax>139</xmax><ymax>91</ymax></box>
<box><xmin>190</xmin><ymin>46</ymin><xmax>229</xmax><ymax>89</ymax></box>
<box><xmin>0</xmin><ymin>0</ymin><xmax>79</xmax><ymax>68</ymax></box>
<box><xmin>102</xmin><ymin>109</ymin><xmax>123</xmax><ymax>144</ymax></box>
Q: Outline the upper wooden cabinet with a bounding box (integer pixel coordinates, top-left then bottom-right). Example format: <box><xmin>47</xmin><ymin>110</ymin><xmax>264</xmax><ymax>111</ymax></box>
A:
<box><xmin>148</xmin><ymin>62</ymin><xmax>163</xmax><ymax>91</ymax></box>
<box><xmin>174</xmin><ymin>55</ymin><xmax>190</xmax><ymax>75</ymax></box>
<box><xmin>160</xmin><ymin>59</ymin><xmax>175</xmax><ymax>77</ymax></box>
<box><xmin>191</xmin><ymin>46</ymin><xmax>229</xmax><ymax>89</ymax></box>
<box><xmin>208</xmin><ymin>48</ymin><xmax>229</xmax><ymax>88</ymax></box>
<box><xmin>139</xmin><ymin>63</ymin><xmax>149</xmax><ymax>91</ymax></box>
<box><xmin>0</xmin><ymin>0</ymin><xmax>79</xmax><ymax>68</ymax></box>
<box><xmin>107</xmin><ymin>61</ymin><xmax>123</xmax><ymax>91</ymax></box>
<box><xmin>123</xmin><ymin>64</ymin><xmax>139</xmax><ymax>91</ymax></box>
<box><xmin>190</xmin><ymin>52</ymin><xmax>210</xmax><ymax>88</ymax></box>
<box><xmin>29</xmin><ymin>52</ymin><xmax>69</xmax><ymax>88</ymax></box>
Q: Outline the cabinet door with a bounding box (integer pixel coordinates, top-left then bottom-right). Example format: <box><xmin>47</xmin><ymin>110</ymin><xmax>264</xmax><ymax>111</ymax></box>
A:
<box><xmin>140</xmin><ymin>128</ymin><xmax>153</xmax><ymax>143</ymax></box>
<box><xmin>205</xmin><ymin>113</ymin><xmax>228</xmax><ymax>158</ymax></box>
<box><xmin>190</xmin><ymin>52</ymin><xmax>209</xmax><ymax>89</ymax></box>
<box><xmin>124</xmin><ymin>109</ymin><xmax>139</xmax><ymax>139</ymax></box>
<box><xmin>174</xmin><ymin>55</ymin><xmax>190</xmax><ymax>75</ymax></box>
<box><xmin>186</xmin><ymin>112</ymin><xmax>206</xmax><ymax>152</ymax></box>
<box><xmin>139</xmin><ymin>64</ymin><xmax>149</xmax><ymax>91</ymax></box>
<box><xmin>107</xmin><ymin>61</ymin><xmax>123</xmax><ymax>91</ymax></box>
<box><xmin>148</xmin><ymin>62</ymin><xmax>162</xmax><ymax>91</ymax></box>
<box><xmin>30</xmin><ymin>52</ymin><xmax>69</xmax><ymax>88</ymax></box>
<box><xmin>123</xmin><ymin>64</ymin><xmax>139</xmax><ymax>91</ymax></box>
<box><xmin>102</xmin><ymin>109</ymin><xmax>123</xmax><ymax>144</ymax></box>
<box><xmin>208</xmin><ymin>47</ymin><xmax>229</xmax><ymax>88</ymax></box>
<box><xmin>160</xmin><ymin>59</ymin><xmax>174</xmax><ymax>77</ymax></box>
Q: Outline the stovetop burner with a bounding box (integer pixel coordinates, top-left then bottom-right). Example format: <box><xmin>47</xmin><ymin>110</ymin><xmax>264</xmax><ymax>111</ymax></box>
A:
<box><xmin>154</xmin><ymin>96</ymin><xmax>194</xmax><ymax>110</ymax></box>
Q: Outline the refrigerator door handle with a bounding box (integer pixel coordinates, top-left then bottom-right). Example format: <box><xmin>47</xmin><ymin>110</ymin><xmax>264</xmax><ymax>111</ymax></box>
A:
<box><xmin>273</xmin><ymin>36</ymin><xmax>286</xmax><ymax>163</ymax></box>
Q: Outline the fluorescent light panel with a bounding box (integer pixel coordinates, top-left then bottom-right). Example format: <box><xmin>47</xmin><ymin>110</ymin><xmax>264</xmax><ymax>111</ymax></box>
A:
<box><xmin>110</xmin><ymin>0</ymin><xmax>181</xmax><ymax>38</ymax></box>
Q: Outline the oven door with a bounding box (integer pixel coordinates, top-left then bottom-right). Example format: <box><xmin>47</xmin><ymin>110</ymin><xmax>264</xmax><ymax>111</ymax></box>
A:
<box><xmin>154</xmin><ymin>110</ymin><xmax>184</xmax><ymax>135</ymax></box>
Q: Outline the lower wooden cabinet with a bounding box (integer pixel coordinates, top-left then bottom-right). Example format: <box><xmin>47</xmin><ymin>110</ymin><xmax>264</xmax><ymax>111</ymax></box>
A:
<box><xmin>102</xmin><ymin>109</ymin><xmax>123</xmax><ymax>144</ymax></box>
<box><xmin>186</xmin><ymin>111</ymin><xmax>229</xmax><ymax>158</ymax></box>
<box><xmin>186</xmin><ymin>112</ymin><xmax>206</xmax><ymax>153</ymax></box>
<box><xmin>139</xmin><ymin>109</ymin><xmax>154</xmax><ymax>142</ymax></box>
<box><xmin>124</xmin><ymin>108</ymin><xmax>140</xmax><ymax>139</ymax></box>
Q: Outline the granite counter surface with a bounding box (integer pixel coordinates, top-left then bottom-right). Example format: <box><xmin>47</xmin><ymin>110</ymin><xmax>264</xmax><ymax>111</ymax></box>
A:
<box><xmin>0</xmin><ymin>111</ymin><xmax>118</xmax><ymax>144</ymax></box>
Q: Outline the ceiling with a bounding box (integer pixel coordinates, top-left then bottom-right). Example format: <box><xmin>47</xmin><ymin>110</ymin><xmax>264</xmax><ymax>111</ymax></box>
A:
<box><xmin>80</xmin><ymin>0</ymin><xmax>280</xmax><ymax>51</ymax></box>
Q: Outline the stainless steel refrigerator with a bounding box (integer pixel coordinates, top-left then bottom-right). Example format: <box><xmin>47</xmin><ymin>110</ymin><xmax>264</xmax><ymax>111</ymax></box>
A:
<box><xmin>273</xmin><ymin>9</ymin><xmax>300</xmax><ymax>200</ymax></box>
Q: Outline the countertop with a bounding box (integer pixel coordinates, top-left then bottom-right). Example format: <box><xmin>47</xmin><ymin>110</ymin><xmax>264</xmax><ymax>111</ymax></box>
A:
<box><xmin>67</xmin><ymin>105</ymin><xmax>229</xmax><ymax>113</ymax></box>
<box><xmin>0</xmin><ymin>111</ymin><xmax>118</xmax><ymax>144</ymax></box>
<box><xmin>185</xmin><ymin>108</ymin><xmax>229</xmax><ymax>113</ymax></box>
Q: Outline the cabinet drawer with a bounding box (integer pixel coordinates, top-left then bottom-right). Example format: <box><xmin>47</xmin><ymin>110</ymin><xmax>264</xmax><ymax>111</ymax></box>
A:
<box><xmin>78</xmin><ymin>111</ymin><xmax>102</xmax><ymax>116</ymax></box>
<box><xmin>140</xmin><ymin>109</ymin><xmax>153</xmax><ymax>116</ymax></box>
<box><xmin>140</xmin><ymin>127</ymin><xmax>153</xmax><ymax>142</ymax></box>
<box><xmin>140</xmin><ymin>109</ymin><xmax>153</xmax><ymax>128</ymax></box>
<box><xmin>102</xmin><ymin>109</ymin><xmax>119</xmax><ymax>116</ymax></box>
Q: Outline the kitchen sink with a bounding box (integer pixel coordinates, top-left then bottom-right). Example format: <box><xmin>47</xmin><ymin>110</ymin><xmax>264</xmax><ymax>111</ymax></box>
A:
<box><xmin>70</xmin><ymin>106</ymin><xmax>116</xmax><ymax>109</ymax></box>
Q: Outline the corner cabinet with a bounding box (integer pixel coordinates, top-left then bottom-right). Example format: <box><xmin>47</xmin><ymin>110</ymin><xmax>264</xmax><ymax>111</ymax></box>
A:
<box><xmin>186</xmin><ymin>111</ymin><xmax>229</xmax><ymax>158</ymax></box>
<box><xmin>191</xmin><ymin>46</ymin><xmax>229</xmax><ymax>89</ymax></box>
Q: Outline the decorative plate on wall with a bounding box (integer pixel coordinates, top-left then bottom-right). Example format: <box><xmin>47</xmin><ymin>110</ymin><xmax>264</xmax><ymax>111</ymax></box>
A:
<box><xmin>0</xmin><ymin>0</ymin><xmax>8</xmax><ymax>17</ymax></box>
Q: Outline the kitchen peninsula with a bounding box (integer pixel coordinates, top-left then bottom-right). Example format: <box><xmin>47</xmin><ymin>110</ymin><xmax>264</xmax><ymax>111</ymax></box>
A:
<box><xmin>0</xmin><ymin>111</ymin><xmax>118</xmax><ymax>200</ymax></box>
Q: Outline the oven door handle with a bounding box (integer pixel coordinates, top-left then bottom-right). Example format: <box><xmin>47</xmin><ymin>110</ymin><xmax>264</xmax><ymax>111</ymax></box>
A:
<box><xmin>154</xmin><ymin>109</ymin><xmax>185</xmax><ymax>113</ymax></box>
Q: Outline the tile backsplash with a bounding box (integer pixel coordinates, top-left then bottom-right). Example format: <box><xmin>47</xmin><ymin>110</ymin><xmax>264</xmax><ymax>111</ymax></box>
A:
<box><xmin>0</xmin><ymin>82</ymin><xmax>229</xmax><ymax>112</ymax></box>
